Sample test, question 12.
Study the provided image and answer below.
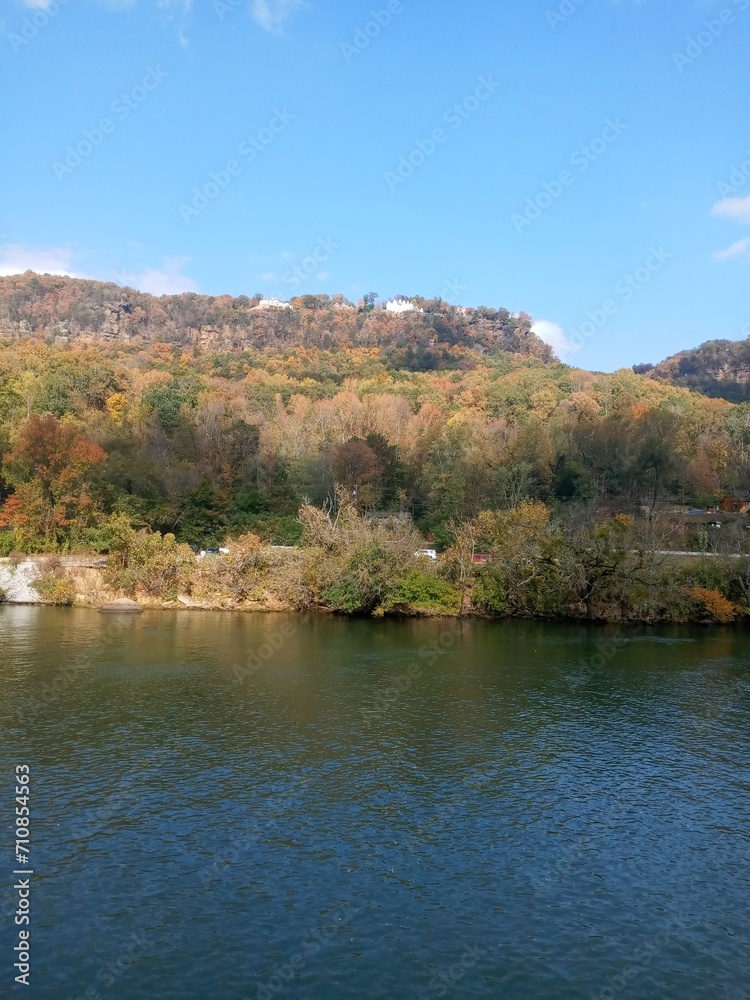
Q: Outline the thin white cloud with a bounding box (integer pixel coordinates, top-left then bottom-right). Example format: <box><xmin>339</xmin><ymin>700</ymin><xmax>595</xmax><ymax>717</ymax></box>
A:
<box><xmin>21</xmin><ymin>0</ymin><xmax>191</xmax><ymax>12</ymax></box>
<box><xmin>154</xmin><ymin>0</ymin><xmax>192</xmax><ymax>45</ymax></box>
<box><xmin>22</xmin><ymin>1</ymin><xmax>191</xmax><ymax>10</ymax></box>
<box><xmin>118</xmin><ymin>257</ymin><xmax>199</xmax><ymax>295</ymax></box>
<box><xmin>0</xmin><ymin>246</ymin><xmax>200</xmax><ymax>295</ymax></box>
<box><xmin>250</xmin><ymin>0</ymin><xmax>304</xmax><ymax>34</ymax></box>
<box><xmin>0</xmin><ymin>244</ymin><xmax>86</xmax><ymax>278</ymax></box>
<box><xmin>712</xmin><ymin>195</ymin><xmax>750</xmax><ymax>224</ymax></box>
<box><xmin>532</xmin><ymin>320</ymin><xmax>575</xmax><ymax>361</ymax></box>
<box><xmin>714</xmin><ymin>237</ymin><xmax>750</xmax><ymax>261</ymax></box>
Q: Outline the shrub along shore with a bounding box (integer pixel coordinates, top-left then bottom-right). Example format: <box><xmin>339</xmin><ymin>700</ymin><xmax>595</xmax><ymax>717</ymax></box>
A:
<box><xmin>10</xmin><ymin>497</ymin><xmax>749</xmax><ymax>626</ymax></box>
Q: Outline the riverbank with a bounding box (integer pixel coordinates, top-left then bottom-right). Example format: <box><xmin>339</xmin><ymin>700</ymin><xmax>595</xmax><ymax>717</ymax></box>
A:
<box><xmin>2</xmin><ymin>551</ymin><xmax>748</xmax><ymax>627</ymax></box>
<box><xmin>0</xmin><ymin>556</ymin><xmax>297</xmax><ymax>613</ymax></box>
<box><xmin>0</xmin><ymin>556</ymin><xmax>109</xmax><ymax>606</ymax></box>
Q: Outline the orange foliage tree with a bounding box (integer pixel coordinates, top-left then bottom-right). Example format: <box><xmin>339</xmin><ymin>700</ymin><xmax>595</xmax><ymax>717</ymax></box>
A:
<box><xmin>0</xmin><ymin>415</ymin><xmax>107</xmax><ymax>549</ymax></box>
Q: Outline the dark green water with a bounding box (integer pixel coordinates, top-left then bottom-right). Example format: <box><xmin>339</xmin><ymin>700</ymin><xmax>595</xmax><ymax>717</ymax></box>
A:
<box><xmin>1</xmin><ymin>607</ymin><xmax>749</xmax><ymax>1000</ymax></box>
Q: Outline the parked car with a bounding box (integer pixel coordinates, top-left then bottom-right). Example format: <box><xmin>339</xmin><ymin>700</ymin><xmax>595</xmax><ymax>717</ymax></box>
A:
<box><xmin>415</xmin><ymin>549</ymin><xmax>437</xmax><ymax>561</ymax></box>
<box><xmin>707</xmin><ymin>521</ymin><xmax>722</xmax><ymax>529</ymax></box>
<box><xmin>472</xmin><ymin>553</ymin><xmax>491</xmax><ymax>564</ymax></box>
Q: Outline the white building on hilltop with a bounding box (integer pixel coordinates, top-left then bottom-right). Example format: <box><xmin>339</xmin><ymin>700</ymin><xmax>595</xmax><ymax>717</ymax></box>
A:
<box><xmin>385</xmin><ymin>296</ymin><xmax>423</xmax><ymax>314</ymax></box>
<box><xmin>255</xmin><ymin>298</ymin><xmax>292</xmax><ymax>310</ymax></box>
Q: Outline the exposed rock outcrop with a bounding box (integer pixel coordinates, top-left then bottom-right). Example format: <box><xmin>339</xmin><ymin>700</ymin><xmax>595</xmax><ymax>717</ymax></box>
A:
<box><xmin>100</xmin><ymin>598</ymin><xmax>143</xmax><ymax>613</ymax></box>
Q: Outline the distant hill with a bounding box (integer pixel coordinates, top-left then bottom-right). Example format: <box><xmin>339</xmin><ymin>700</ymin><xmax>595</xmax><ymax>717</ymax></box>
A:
<box><xmin>0</xmin><ymin>272</ymin><xmax>553</xmax><ymax>370</ymax></box>
<box><xmin>635</xmin><ymin>334</ymin><xmax>750</xmax><ymax>402</ymax></box>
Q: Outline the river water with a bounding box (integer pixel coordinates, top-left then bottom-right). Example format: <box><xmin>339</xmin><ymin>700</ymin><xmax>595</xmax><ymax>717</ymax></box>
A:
<box><xmin>1</xmin><ymin>607</ymin><xmax>748</xmax><ymax>999</ymax></box>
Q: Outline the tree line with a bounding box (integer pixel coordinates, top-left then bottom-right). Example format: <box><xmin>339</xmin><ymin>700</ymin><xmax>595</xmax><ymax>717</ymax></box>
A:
<box><xmin>0</xmin><ymin>336</ymin><xmax>749</xmax><ymax>621</ymax></box>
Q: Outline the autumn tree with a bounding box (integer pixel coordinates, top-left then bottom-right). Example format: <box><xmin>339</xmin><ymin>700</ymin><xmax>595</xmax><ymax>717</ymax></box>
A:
<box><xmin>445</xmin><ymin>502</ymin><xmax>564</xmax><ymax>616</ymax></box>
<box><xmin>297</xmin><ymin>488</ymin><xmax>427</xmax><ymax>614</ymax></box>
<box><xmin>0</xmin><ymin>415</ymin><xmax>107</xmax><ymax>549</ymax></box>
<box><xmin>328</xmin><ymin>438</ymin><xmax>380</xmax><ymax>508</ymax></box>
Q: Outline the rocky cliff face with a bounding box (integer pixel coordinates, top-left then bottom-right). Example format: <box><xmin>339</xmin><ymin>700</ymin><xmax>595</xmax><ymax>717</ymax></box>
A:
<box><xmin>0</xmin><ymin>559</ymin><xmax>41</xmax><ymax>603</ymax></box>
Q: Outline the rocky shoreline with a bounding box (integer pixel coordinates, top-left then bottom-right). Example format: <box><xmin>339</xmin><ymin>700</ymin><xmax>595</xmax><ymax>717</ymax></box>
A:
<box><xmin>0</xmin><ymin>557</ymin><xmax>297</xmax><ymax>613</ymax></box>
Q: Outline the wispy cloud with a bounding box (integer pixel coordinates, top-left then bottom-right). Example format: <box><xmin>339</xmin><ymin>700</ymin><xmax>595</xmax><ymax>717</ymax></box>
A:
<box><xmin>250</xmin><ymin>0</ymin><xmax>304</xmax><ymax>34</ymax></box>
<box><xmin>21</xmin><ymin>1</ymin><xmax>194</xmax><ymax>13</ymax></box>
<box><xmin>712</xmin><ymin>195</ymin><xmax>750</xmax><ymax>224</ymax></box>
<box><xmin>117</xmin><ymin>257</ymin><xmax>199</xmax><ymax>295</ymax></box>
<box><xmin>532</xmin><ymin>320</ymin><xmax>574</xmax><ymax>361</ymax></box>
<box><xmin>714</xmin><ymin>237</ymin><xmax>750</xmax><ymax>261</ymax></box>
<box><xmin>0</xmin><ymin>245</ymin><xmax>199</xmax><ymax>295</ymax></box>
<box><xmin>0</xmin><ymin>244</ymin><xmax>86</xmax><ymax>278</ymax></box>
<box><xmin>155</xmin><ymin>0</ymin><xmax>192</xmax><ymax>44</ymax></box>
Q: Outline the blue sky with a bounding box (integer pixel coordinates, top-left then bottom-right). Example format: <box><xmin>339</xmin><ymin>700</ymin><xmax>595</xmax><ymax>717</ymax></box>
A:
<box><xmin>1</xmin><ymin>0</ymin><xmax>749</xmax><ymax>371</ymax></box>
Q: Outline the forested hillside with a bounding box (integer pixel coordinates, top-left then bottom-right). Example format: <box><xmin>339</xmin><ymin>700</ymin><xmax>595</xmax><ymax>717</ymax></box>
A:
<box><xmin>0</xmin><ymin>328</ymin><xmax>745</xmax><ymax>551</ymax></box>
<box><xmin>636</xmin><ymin>332</ymin><xmax>750</xmax><ymax>402</ymax></box>
<box><xmin>2</xmin><ymin>273</ymin><xmax>750</xmax><ymax>622</ymax></box>
<box><xmin>0</xmin><ymin>273</ymin><xmax>551</xmax><ymax>367</ymax></box>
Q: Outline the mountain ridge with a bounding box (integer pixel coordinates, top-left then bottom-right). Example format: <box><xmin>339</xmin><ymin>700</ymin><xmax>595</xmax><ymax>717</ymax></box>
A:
<box><xmin>0</xmin><ymin>272</ymin><xmax>553</xmax><ymax>369</ymax></box>
<box><xmin>635</xmin><ymin>330</ymin><xmax>750</xmax><ymax>402</ymax></box>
